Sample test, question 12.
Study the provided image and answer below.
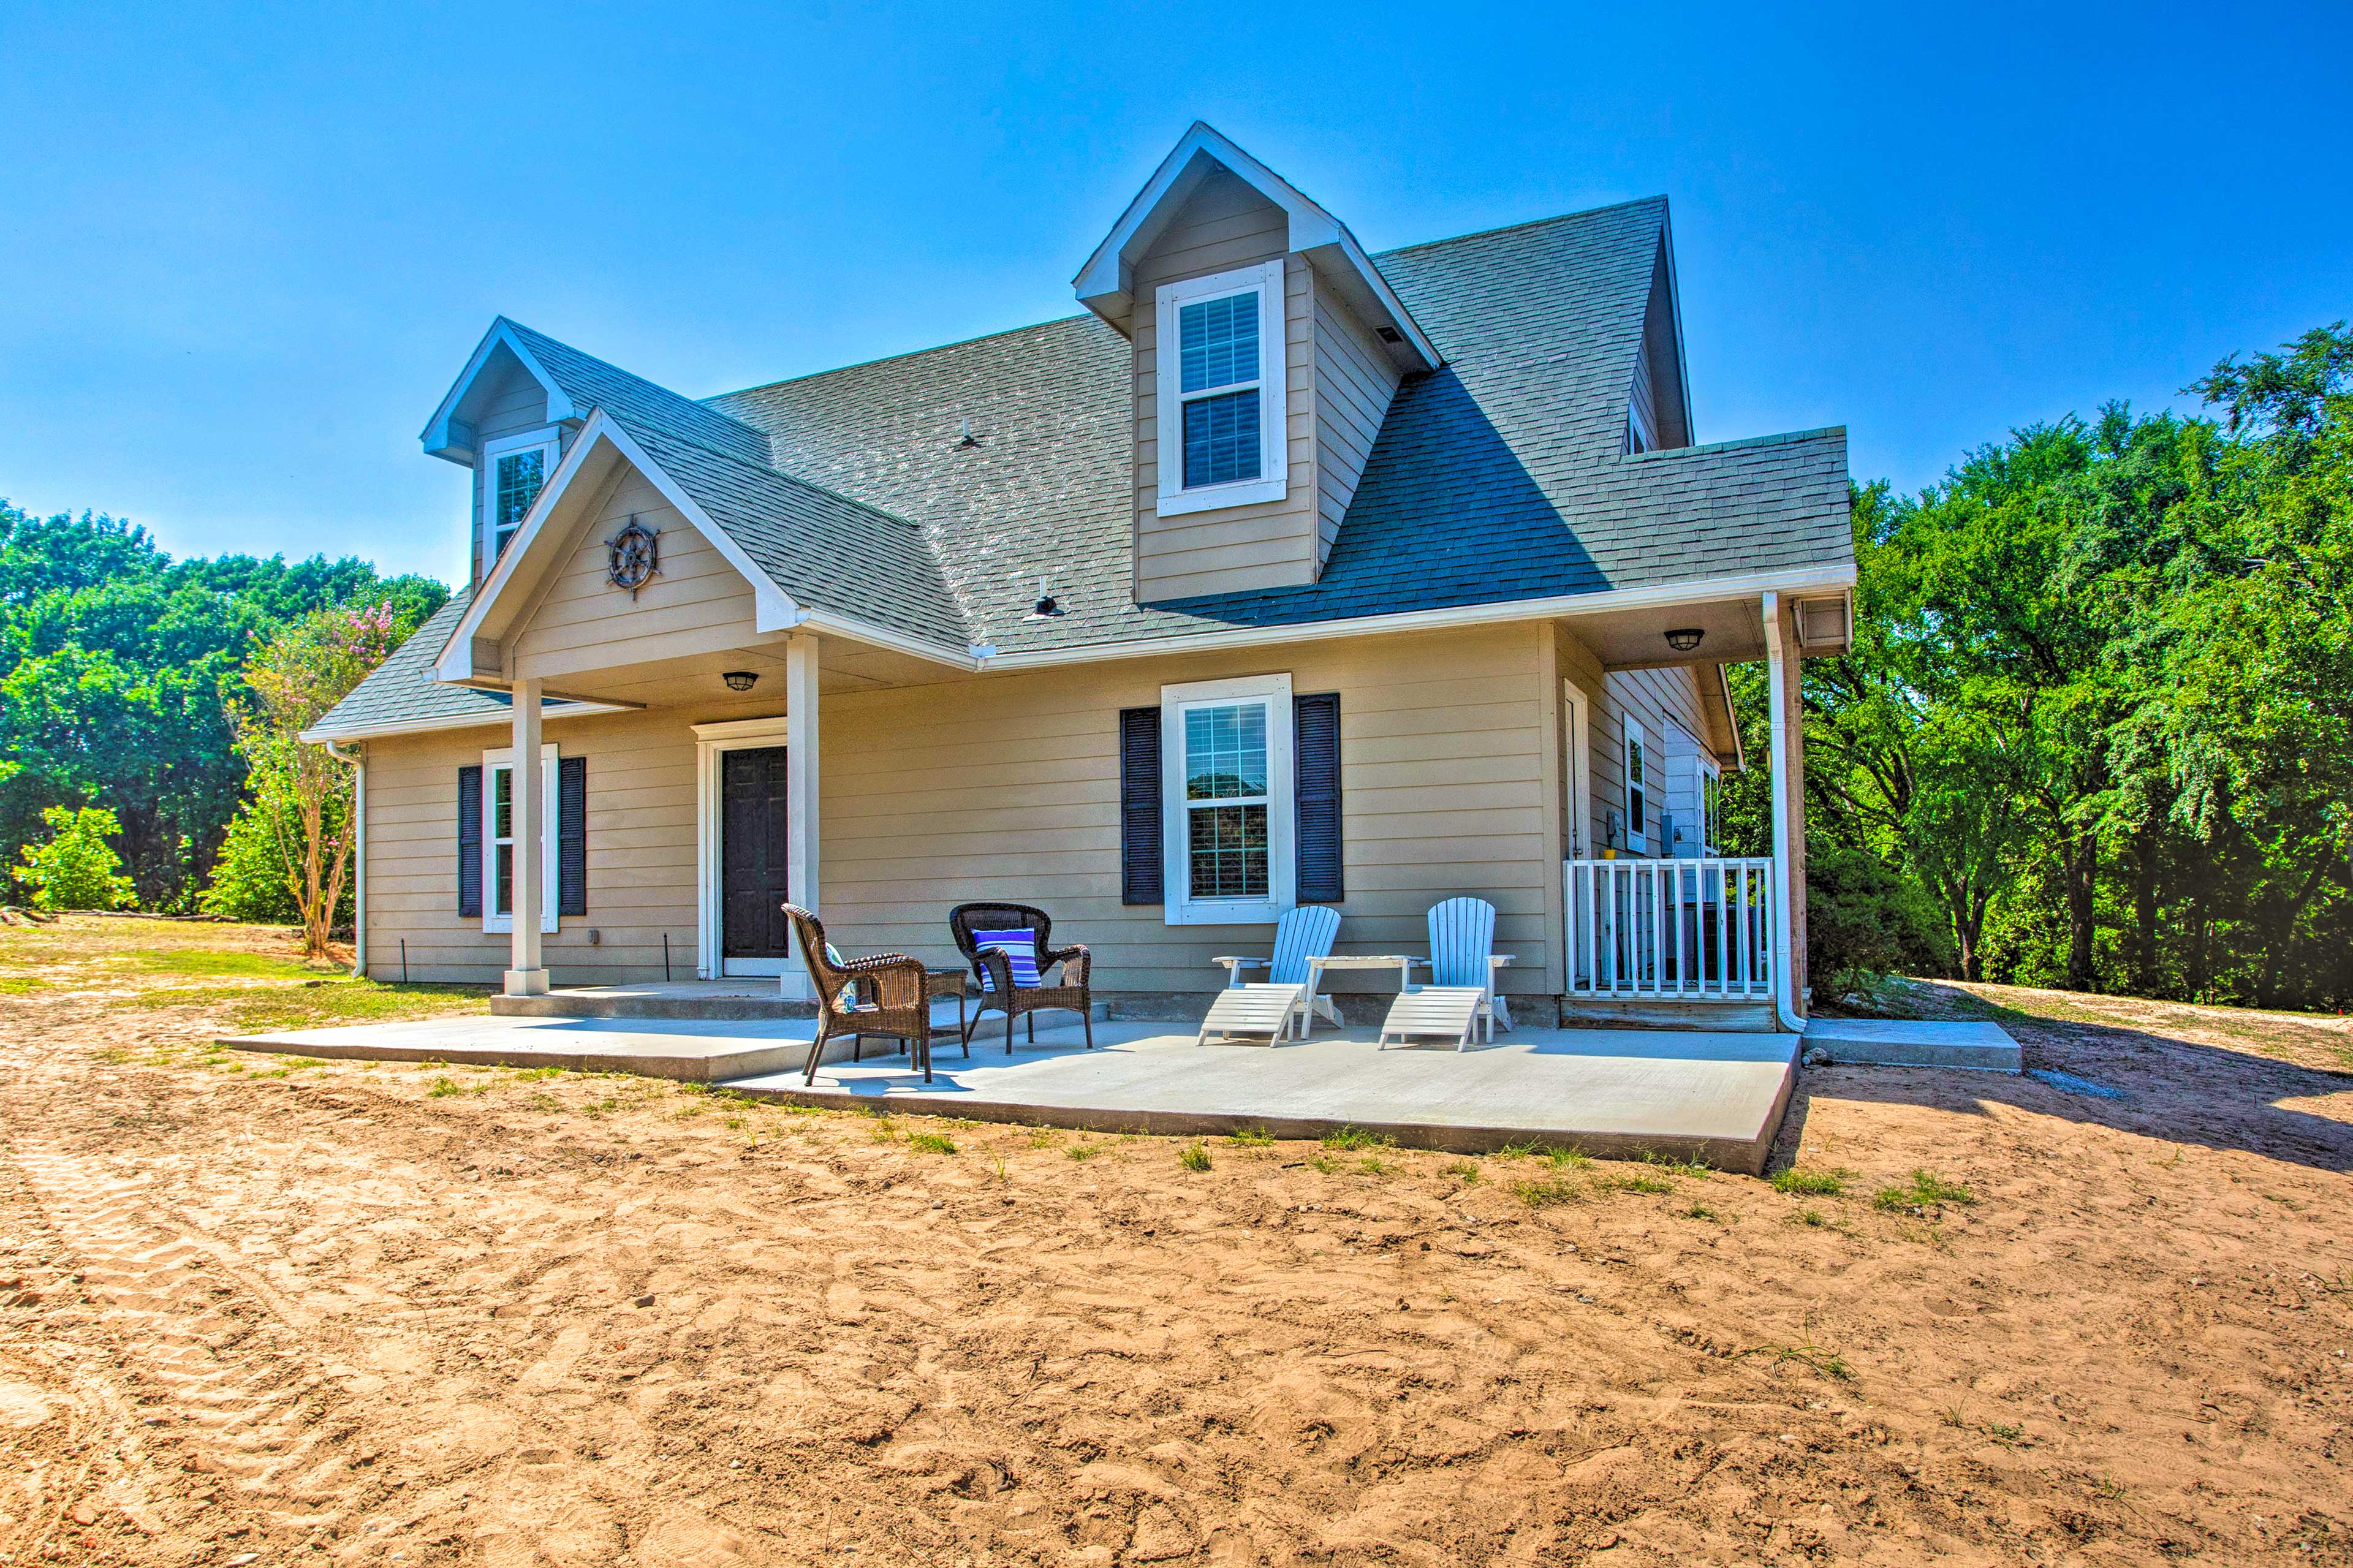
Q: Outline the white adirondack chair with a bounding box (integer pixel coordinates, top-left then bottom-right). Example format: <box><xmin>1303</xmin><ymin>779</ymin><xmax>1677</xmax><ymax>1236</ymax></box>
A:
<box><xmin>1391</xmin><ymin>896</ymin><xmax>1515</xmax><ymax>1047</ymax></box>
<box><xmin>1211</xmin><ymin>904</ymin><xmax>1343</xmax><ymax>1039</ymax></box>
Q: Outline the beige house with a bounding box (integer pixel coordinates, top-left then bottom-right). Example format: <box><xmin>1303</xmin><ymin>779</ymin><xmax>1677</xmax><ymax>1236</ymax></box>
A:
<box><xmin>309</xmin><ymin>123</ymin><xmax>1854</xmax><ymax>1031</ymax></box>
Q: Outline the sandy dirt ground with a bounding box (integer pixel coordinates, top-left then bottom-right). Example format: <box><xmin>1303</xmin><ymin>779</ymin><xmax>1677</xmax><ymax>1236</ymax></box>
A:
<box><xmin>1</xmin><ymin>917</ymin><xmax>2349</xmax><ymax>1566</ymax></box>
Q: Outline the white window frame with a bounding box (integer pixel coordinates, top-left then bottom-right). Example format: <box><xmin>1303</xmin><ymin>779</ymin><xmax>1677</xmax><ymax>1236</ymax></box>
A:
<box><xmin>1622</xmin><ymin>718</ymin><xmax>1649</xmax><ymax>856</ymax></box>
<box><xmin>1154</xmin><ymin>260</ymin><xmax>1288</xmax><ymax>518</ymax></box>
<box><xmin>481</xmin><ymin>427</ymin><xmax>560</xmax><ymax>567</ymax></box>
<box><xmin>1160</xmin><ymin>672</ymin><xmax>1295</xmax><ymax>926</ymax></box>
<box><xmin>481</xmin><ymin>742</ymin><xmax>559</xmax><ymax>935</ymax></box>
<box><xmin>1699</xmin><ymin>755</ymin><xmax>1722</xmax><ymax>857</ymax></box>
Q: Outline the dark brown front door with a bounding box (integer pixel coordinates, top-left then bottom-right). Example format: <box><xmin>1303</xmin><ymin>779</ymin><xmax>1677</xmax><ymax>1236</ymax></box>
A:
<box><xmin>721</xmin><ymin>746</ymin><xmax>791</xmax><ymax>960</ymax></box>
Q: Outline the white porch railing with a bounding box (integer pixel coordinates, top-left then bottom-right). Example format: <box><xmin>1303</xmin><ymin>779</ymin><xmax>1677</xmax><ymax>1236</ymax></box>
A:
<box><xmin>1564</xmin><ymin>856</ymin><xmax>1775</xmax><ymax>1000</ymax></box>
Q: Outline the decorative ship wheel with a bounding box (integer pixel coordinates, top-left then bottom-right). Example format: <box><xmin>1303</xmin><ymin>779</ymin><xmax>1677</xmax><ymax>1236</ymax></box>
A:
<box><xmin>606</xmin><ymin>517</ymin><xmax>661</xmax><ymax>599</ymax></box>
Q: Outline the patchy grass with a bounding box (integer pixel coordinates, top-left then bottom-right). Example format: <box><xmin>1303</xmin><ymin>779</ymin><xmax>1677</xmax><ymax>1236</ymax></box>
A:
<box><xmin>1177</xmin><ymin>1142</ymin><xmax>1212</xmax><ymax>1172</ymax></box>
<box><xmin>1606</xmin><ymin>1171</ymin><xmax>1676</xmax><ymax>1195</ymax></box>
<box><xmin>1064</xmin><ymin>1142</ymin><xmax>1104</xmax><ymax>1161</ymax></box>
<box><xmin>1789</xmin><ymin>1206</ymin><xmax>1830</xmax><ymax>1228</ymax></box>
<box><xmin>1224</xmin><ymin>1126</ymin><xmax>1275</xmax><ymax>1148</ymax></box>
<box><xmin>1320</xmin><ymin>1126</ymin><xmax>1394</xmax><ymax>1153</ymax></box>
<box><xmin>1512</xmin><ymin>1176</ymin><xmax>1585</xmax><ymax>1208</ymax></box>
<box><xmin>1770</xmin><ymin>1166</ymin><xmax>1851</xmax><ymax>1197</ymax></box>
<box><xmin>1441</xmin><ymin>1159</ymin><xmax>1482</xmax><ymax>1183</ymax></box>
<box><xmin>1873</xmin><ymin>1169</ymin><xmax>1976</xmax><ymax>1212</ymax></box>
<box><xmin>905</xmin><ymin>1131</ymin><xmax>958</xmax><ymax>1155</ymax></box>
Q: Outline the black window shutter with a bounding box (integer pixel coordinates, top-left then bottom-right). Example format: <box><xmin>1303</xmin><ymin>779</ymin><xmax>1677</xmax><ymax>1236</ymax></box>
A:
<box><xmin>1294</xmin><ymin>692</ymin><xmax>1344</xmax><ymax>903</ymax></box>
<box><xmin>1118</xmin><ymin>706</ymin><xmax>1163</xmax><ymax>905</ymax></box>
<box><xmin>558</xmin><ymin>755</ymin><xmax>587</xmax><ymax>917</ymax></box>
<box><xmin>456</xmin><ymin>765</ymin><xmax>483</xmax><ymax>918</ymax></box>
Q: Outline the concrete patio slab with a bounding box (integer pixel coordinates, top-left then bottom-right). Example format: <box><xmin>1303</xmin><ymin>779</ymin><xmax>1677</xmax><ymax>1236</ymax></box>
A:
<box><xmin>223</xmin><ymin>1001</ymin><xmax>965</xmax><ymax>1083</ymax></box>
<box><xmin>732</xmin><ymin>1019</ymin><xmax>1802</xmax><ymax>1173</ymax></box>
<box><xmin>222</xmin><ymin>1014</ymin><xmax>1802</xmax><ymax>1172</ymax></box>
<box><xmin>1803</xmin><ymin>1017</ymin><xmax>2021</xmax><ymax>1072</ymax></box>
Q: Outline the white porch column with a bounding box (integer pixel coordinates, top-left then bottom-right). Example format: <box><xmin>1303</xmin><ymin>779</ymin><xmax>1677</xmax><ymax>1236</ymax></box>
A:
<box><xmin>1760</xmin><ymin>593</ymin><xmax>1807</xmax><ymax>1031</ymax></box>
<box><xmin>504</xmin><ymin>676</ymin><xmax>550</xmax><ymax>996</ymax></box>
<box><xmin>780</xmin><ymin>635</ymin><xmax>820</xmax><ymax>1001</ymax></box>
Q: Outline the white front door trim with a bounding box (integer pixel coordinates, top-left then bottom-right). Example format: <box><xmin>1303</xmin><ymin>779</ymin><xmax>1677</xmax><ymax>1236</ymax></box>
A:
<box><xmin>692</xmin><ymin>714</ymin><xmax>794</xmax><ymax>979</ymax></box>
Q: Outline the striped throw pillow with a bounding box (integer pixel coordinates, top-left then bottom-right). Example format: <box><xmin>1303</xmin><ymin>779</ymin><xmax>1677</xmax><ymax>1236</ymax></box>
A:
<box><xmin>973</xmin><ymin>930</ymin><xmax>1041</xmax><ymax>992</ymax></box>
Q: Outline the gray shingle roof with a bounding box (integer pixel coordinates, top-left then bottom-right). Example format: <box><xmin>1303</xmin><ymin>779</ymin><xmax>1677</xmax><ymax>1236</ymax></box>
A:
<box><xmin>707</xmin><ymin>197</ymin><xmax>1852</xmax><ymax>655</ymax></box>
<box><xmin>503</xmin><ymin>319</ymin><xmax>772</xmax><ymax>469</ymax></box>
<box><xmin>623</xmin><ymin>423</ymin><xmax>968</xmax><ymax>650</ymax></box>
<box><xmin>319</xmin><ymin>196</ymin><xmax>1851</xmax><ymax>736</ymax></box>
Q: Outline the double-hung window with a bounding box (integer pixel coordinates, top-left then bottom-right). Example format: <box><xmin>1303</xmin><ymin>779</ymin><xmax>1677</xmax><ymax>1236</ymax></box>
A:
<box><xmin>1160</xmin><ymin>673</ymin><xmax>1295</xmax><ymax>924</ymax></box>
<box><xmin>1699</xmin><ymin>757</ymin><xmax>1722</xmax><ymax>856</ymax></box>
<box><xmin>482</xmin><ymin>743</ymin><xmax>559</xmax><ymax>934</ymax></box>
<box><xmin>1623</xmin><ymin>718</ymin><xmax>1649</xmax><ymax>855</ymax></box>
<box><xmin>482</xmin><ymin>430</ymin><xmax>560</xmax><ymax>566</ymax></box>
<box><xmin>1153</xmin><ymin>260</ymin><xmax>1287</xmax><ymax>517</ymax></box>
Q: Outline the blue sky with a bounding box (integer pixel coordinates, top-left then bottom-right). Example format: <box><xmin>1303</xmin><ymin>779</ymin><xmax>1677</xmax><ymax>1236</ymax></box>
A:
<box><xmin>3</xmin><ymin>0</ymin><xmax>2345</xmax><ymax>585</ymax></box>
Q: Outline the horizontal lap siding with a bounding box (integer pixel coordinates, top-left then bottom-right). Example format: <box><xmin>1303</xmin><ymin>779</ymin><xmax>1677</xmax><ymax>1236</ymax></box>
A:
<box><xmin>1131</xmin><ymin>169</ymin><xmax>1320</xmax><ymax>602</ymax></box>
<box><xmin>1591</xmin><ymin>662</ymin><xmax>1710</xmax><ymax>858</ymax></box>
<box><xmin>820</xmin><ymin>623</ymin><xmax>1553</xmax><ymax>996</ymax></box>
<box><xmin>366</xmin><ymin>624</ymin><xmax>1556</xmax><ymax>996</ymax></box>
<box><xmin>513</xmin><ymin>483</ymin><xmax>759</xmax><ymax>678</ymax></box>
<box><xmin>364</xmin><ymin>710</ymin><xmax>700</xmax><ymax>985</ymax></box>
<box><xmin>1311</xmin><ymin>283</ymin><xmax>1403</xmax><ymax>574</ymax></box>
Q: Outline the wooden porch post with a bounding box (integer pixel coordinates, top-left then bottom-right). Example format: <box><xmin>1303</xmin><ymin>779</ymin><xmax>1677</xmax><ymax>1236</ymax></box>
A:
<box><xmin>504</xmin><ymin>676</ymin><xmax>550</xmax><ymax>996</ymax></box>
<box><xmin>780</xmin><ymin>635</ymin><xmax>820</xmax><ymax>1001</ymax></box>
<box><xmin>1760</xmin><ymin>594</ymin><xmax>1808</xmax><ymax>1028</ymax></box>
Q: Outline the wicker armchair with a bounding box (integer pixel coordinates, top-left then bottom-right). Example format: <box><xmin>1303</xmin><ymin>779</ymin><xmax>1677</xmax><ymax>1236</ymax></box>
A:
<box><xmin>784</xmin><ymin>904</ymin><xmax>936</xmax><ymax>1085</ymax></box>
<box><xmin>947</xmin><ymin>901</ymin><xmax>1095</xmax><ymax>1053</ymax></box>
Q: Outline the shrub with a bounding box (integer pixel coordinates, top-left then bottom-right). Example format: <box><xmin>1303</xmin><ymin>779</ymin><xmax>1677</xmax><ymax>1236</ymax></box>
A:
<box><xmin>199</xmin><ymin>787</ymin><xmax>314</xmax><ymax>925</ymax></box>
<box><xmin>12</xmin><ymin>805</ymin><xmax>136</xmax><ymax>910</ymax></box>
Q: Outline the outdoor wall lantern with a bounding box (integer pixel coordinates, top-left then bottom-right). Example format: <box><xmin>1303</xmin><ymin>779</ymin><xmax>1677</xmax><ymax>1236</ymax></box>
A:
<box><xmin>1664</xmin><ymin>627</ymin><xmax>1705</xmax><ymax>653</ymax></box>
<box><xmin>722</xmin><ymin>670</ymin><xmax>759</xmax><ymax>692</ymax></box>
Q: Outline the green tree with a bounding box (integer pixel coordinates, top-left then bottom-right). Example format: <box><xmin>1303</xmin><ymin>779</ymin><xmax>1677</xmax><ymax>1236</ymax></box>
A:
<box><xmin>218</xmin><ymin>602</ymin><xmax>412</xmax><ymax>955</ymax></box>
<box><xmin>0</xmin><ymin>500</ymin><xmax>447</xmax><ymax>907</ymax></box>
<box><xmin>12</xmin><ymin>805</ymin><xmax>136</xmax><ymax>911</ymax></box>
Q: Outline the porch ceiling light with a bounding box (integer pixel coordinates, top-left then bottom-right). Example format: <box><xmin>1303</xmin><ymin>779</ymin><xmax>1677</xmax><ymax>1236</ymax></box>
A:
<box><xmin>722</xmin><ymin>670</ymin><xmax>759</xmax><ymax>692</ymax></box>
<box><xmin>1664</xmin><ymin>628</ymin><xmax>1705</xmax><ymax>654</ymax></box>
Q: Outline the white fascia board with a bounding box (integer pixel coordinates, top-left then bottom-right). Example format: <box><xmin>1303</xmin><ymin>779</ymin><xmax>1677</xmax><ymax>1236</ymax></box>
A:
<box><xmin>1073</xmin><ymin>123</ymin><xmax>1436</xmax><ymax>366</ymax></box>
<box><xmin>418</xmin><ymin>317</ymin><xmax>582</xmax><ymax>464</ymax></box>
<box><xmin>298</xmin><ymin>700</ymin><xmax>629</xmax><ymax>746</ymax></box>
<box><xmin>979</xmin><ymin>564</ymin><xmax>1861</xmax><ymax>672</ymax></box>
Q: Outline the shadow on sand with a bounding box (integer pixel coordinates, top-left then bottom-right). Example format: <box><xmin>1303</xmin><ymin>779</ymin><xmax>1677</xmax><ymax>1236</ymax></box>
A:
<box><xmin>1773</xmin><ymin>980</ymin><xmax>2353</xmax><ymax>1176</ymax></box>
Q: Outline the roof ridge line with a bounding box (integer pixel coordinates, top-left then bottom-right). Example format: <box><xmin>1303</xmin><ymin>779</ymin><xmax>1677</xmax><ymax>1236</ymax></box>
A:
<box><xmin>1371</xmin><ymin>195</ymin><xmax>1667</xmax><ymax>262</ymax></box>
<box><xmin>498</xmin><ymin>315</ymin><xmax>768</xmax><ymax>442</ymax></box>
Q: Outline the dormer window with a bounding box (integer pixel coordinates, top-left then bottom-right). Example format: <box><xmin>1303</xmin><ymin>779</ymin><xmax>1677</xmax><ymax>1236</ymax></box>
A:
<box><xmin>1154</xmin><ymin>260</ymin><xmax>1287</xmax><ymax>517</ymax></box>
<box><xmin>483</xmin><ymin>430</ymin><xmax>559</xmax><ymax>564</ymax></box>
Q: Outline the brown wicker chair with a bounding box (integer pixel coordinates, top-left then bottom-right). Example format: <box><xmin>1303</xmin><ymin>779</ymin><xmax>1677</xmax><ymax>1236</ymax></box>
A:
<box><xmin>949</xmin><ymin>901</ymin><xmax>1094</xmax><ymax>1053</ymax></box>
<box><xmin>783</xmin><ymin>904</ymin><xmax>936</xmax><ymax>1085</ymax></box>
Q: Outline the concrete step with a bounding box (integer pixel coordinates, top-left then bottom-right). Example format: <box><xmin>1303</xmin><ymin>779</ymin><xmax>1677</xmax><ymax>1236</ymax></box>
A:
<box><xmin>1802</xmin><ymin>1018</ymin><xmax>2020</xmax><ymax>1072</ymax></box>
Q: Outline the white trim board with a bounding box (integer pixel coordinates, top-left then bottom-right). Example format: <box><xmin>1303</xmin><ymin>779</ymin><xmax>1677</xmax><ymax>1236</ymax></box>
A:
<box><xmin>693</xmin><ymin>715</ymin><xmax>794</xmax><ymax>979</ymax></box>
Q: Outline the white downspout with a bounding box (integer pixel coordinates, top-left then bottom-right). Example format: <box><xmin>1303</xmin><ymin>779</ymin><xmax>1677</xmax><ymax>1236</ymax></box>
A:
<box><xmin>324</xmin><ymin>740</ymin><xmax>365</xmax><ymax>979</ymax></box>
<box><xmin>1760</xmin><ymin>592</ymin><xmax>1808</xmax><ymax>1035</ymax></box>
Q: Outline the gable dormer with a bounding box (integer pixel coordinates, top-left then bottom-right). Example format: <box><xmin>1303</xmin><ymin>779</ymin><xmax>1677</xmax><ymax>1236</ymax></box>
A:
<box><xmin>420</xmin><ymin>320</ymin><xmax>583</xmax><ymax>589</ymax></box>
<box><xmin>1077</xmin><ymin>125</ymin><xmax>1439</xmax><ymax>604</ymax></box>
